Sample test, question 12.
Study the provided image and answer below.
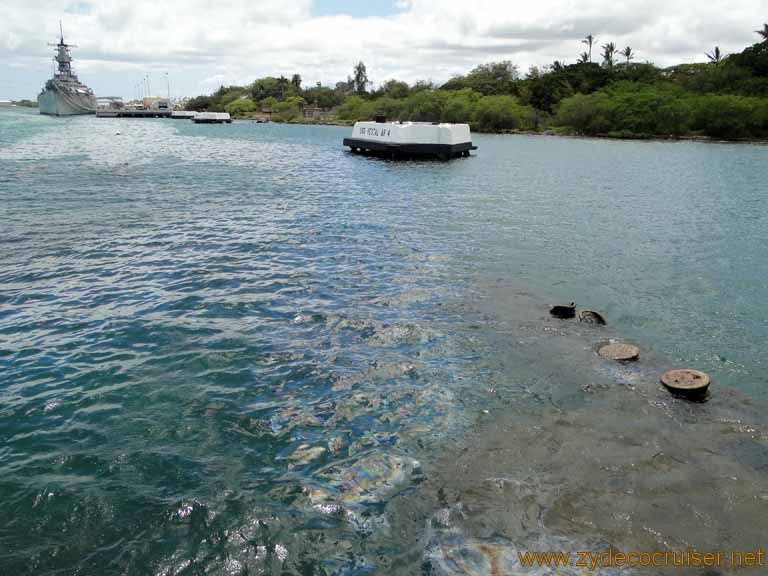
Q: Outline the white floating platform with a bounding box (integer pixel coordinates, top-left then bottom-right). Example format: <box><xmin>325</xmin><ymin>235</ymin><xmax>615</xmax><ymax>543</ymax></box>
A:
<box><xmin>343</xmin><ymin>120</ymin><xmax>476</xmax><ymax>159</ymax></box>
<box><xmin>192</xmin><ymin>112</ymin><xmax>232</xmax><ymax>124</ymax></box>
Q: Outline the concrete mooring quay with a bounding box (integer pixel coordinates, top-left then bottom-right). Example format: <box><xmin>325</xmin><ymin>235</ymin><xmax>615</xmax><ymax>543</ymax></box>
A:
<box><xmin>96</xmin><ymin>109</ymin><xmax>171</xmax><ymax>118</ymax></box>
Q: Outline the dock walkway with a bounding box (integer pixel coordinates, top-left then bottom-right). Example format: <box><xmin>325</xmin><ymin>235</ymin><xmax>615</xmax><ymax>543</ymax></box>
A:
<box><xmin>96</xmin><ymin>109</ymin><xmax>171</xmax><ymax>118</ymax></box>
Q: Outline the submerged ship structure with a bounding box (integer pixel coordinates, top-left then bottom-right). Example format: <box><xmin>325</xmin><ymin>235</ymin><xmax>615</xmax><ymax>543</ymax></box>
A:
<box><xmin>38</xmin><ymin>24</ymin><xmax>96</xmax><ymax>116</ymax></box>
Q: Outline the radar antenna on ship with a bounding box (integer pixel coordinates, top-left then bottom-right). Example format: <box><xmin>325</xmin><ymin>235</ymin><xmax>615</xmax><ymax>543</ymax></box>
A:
<box><xmin>48</xmin><ymin>21</ymin><xmax>77</xmax><ymax>48</ymax></box>
<box><xmin>37</xmin><ymin>21</ymin><xmax>97</xmax><ymax>115</ymax></box>
<box><xmin>47</xmin><ymin>21</ymin><xmax>79</xmax><ymax>79</ymax></box>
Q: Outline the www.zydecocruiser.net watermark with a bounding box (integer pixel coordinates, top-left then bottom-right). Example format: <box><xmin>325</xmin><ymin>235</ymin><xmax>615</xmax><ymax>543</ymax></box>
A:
<box><xmin>517</xmin><ymin>548</ymin><xmax>765</xmax><ymax>570</ymax></box>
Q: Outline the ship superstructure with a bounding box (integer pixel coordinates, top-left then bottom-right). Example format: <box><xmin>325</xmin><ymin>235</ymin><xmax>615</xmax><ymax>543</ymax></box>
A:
<box><xmin>38</xmin><ymin>23</ymin><xmax>96</xmax><ymax>116</ymax></box>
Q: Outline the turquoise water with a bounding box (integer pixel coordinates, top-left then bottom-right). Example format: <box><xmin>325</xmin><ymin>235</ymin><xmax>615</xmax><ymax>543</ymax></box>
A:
<box><xmin>2</xmin><ymin>108</ymin><xmax>768</xmax><ymax>574</ymax></box>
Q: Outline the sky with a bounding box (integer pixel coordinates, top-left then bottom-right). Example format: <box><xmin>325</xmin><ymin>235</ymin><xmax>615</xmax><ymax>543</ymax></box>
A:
<box><xmin>0</xmin><ymin>0</ymin><xmax>766</xmax><ymax>101</ymax></box>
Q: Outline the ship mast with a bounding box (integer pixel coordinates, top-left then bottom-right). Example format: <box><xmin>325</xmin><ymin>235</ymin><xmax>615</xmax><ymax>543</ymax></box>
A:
<box><xmin>48</xmin><ymin>20</ymin><xmax>76</xmax><ymax>79</ymax></box>
<box><xmin>38</xmin><ymin>20</ymin><xmax>96</xmax><ymax>114</ymax></box>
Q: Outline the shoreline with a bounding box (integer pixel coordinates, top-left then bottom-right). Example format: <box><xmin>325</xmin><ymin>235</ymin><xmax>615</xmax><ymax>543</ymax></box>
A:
<box><xmin>231</xmin><ymin>116</ymin><xmax>768</xmax><ymax>145</ymax></box>
<box><xmin>6</xmin><ymin>108</ymin><xmax>765</xmax><ymax>144</ymax></box>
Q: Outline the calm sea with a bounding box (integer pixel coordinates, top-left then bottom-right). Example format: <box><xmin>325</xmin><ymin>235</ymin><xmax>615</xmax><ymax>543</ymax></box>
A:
<box><xmin>2</xmin><ymin>107</ymin><xmax>768</xmax><ymax>575</ymax></box>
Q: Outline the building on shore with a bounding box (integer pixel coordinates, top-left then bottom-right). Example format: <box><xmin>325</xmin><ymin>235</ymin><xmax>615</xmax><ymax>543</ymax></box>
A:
<box><xmin>143</xmin><ymin>98</ymin><xmax>171</xmax><ymax>111</ymax></box>
<box><xmin>301</xmin><ymin>105</ymin><xmax>334</xmax><ymax>120</ymax></box>
<box><xmin>97</xmin><ymin>96</ymin><xmax>125</xmax><ymax>110</ymax></box>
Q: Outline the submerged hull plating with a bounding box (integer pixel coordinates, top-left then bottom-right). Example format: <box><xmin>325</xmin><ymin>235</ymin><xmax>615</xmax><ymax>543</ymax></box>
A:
<box><xmin>38</xmin><ymin>85</ymin><xmax>96</xmax><ymax>116</ymax></box>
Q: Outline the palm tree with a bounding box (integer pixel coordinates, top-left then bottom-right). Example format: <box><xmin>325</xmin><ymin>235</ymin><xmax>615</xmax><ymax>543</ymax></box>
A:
<box><xmin>277</xmin><ymin>75</ymin><xmax>290</xmax><ymax>98</ymax></box>
<box><xmin>706</xmin><ymin>46</ymin><xmax>724</xmax><ymax>64</ymax></box>
<box><xmin>602</xmin><ymin>42</ymin><xmax>616</xmax><ymax>68</ymax></box>
<box><xmin>620</xmin><ymin>46</ymin><xmax>634</xmax><ymax>66</ymax></box>
<box><xmin>582</xmin><ymin>35</ymin><xmax>596</xmax><ymax>62</ymax></box>
<box><xmin>578</xmin><ymin>51</ymin><xmax>590</xmax><ymax>64</ymax></box>
<box><xmin>756</xmin><ymin>23</ymin><xmax>768</xmax><ymax>41</ymax></box>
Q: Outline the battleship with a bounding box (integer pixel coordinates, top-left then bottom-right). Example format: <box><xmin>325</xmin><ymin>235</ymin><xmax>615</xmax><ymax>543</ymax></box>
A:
<box><xmin>38</xmin><ymin>24</ymin><xmax>96</xmax><ymax>116</ymax></box>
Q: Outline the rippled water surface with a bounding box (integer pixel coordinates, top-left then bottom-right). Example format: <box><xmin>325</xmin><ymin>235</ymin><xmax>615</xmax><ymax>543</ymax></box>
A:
<box><xmin>2</xmin><ymin>108</ymin><xmax>768</xmax><ymax>575</ymax></box>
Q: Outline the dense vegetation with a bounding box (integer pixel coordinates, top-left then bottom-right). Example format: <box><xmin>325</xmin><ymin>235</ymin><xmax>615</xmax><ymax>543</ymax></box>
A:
<box><xmin>186</xmin><ymin>25</ymin><xmax>768</xmax><ymax>140</ymax></box>
<box><xmin>14</xmin><ymin>100</ymin><xmax>38</xmax><ymax>107</ymax></box>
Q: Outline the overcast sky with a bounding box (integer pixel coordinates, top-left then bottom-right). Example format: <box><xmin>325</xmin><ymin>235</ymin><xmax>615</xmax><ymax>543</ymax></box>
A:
<box><xmin>1</xmin><ymin>0</ymin><xmax>765</xmax><ymax>100</ymax></box>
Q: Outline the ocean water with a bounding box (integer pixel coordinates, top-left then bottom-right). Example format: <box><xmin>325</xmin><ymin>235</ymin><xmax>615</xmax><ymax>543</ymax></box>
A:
<box><xmin>2</xmin><ymin>107</ymin><xmax>768</xmax><ymax>575</ymax></box>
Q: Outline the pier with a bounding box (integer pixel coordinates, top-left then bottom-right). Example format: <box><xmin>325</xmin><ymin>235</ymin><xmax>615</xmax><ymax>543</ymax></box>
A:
<box><xmin>96</xmin><ymin>109</ymin><xmax>171</xmax><ymax>118</ymax></box>
<box><xmin>171</xmin><ymin>111</ymin><xmax>197</xmax><ymax>119</ymax></box>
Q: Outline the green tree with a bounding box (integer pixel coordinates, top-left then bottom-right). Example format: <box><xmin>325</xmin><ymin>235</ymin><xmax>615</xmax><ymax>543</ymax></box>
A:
<box><xmin>655</xmin><ymin>99</ymin><xmax>692</xmax><ymax>136</ymax></box>
<box><xmin>620</xmin><ymin>47</ymin><xmax>635</xmax><ymax>66</ymax></box>
<box><xmin>411</xmin><ymin>80</ymin><xmax>436</xmax><ymax>92</ymax></box>
<box><xmin>667</xmin><ymin>62</ymin><xmax>765</xmax><ymax>94</ymax></box>
<box><xmin>373</xmin><ymin>97</ymin><xmax>405</xmax><ymax>120</ymax></box>
<box><xmin>225</xmin><ymin>97</ymin><xmax>256</xmax><ymax>115</ymax></box>
<box><xmin>756</xmin><ymin>23</ymin><xmax>768</xmax><ymax>42</ymax></box>
<box><xmin>555</xmin><ymin>92</ymin><xmax>611</xmax><ymax>134</ymax></box>
<box><xmin>186</xmin><ymin>95</ymin><xmax>213</xmax><ymax>111</ymax></box>
<box><xmin>472</xmin><ymin>95</ymin><xmax>531</xmax><ymax>131</ymax></box>
<box><xmin>555</xmin><ymin>82</ymin><xmax>694</xmax><ymax>137</ymax></box>
<box><xmin>402</xmin><ymin>90</ymin><xmax>447</xmax><ymax>122</ymax></box>
<box><xmin>291</xmin><ymin>74</ymin><xmax>302</xmax><ymax>90</ymax></box>
<box><xmin>272</xmin><ymin>96</ymin><xmax>305</xmax><ymax>122</ymax></box>
<box><xmin>690</xmin><ymin>95</ymin><xmax>755</xmax><ymax>138</ymax></box>
<box><xmin>602</xmin><ymin>42</ymin><xmax>617</xmax><ymax>69</ymax></box>
<box><xmin>381</xmin><ymin>79</ymin><xmax>410</xmax><ymax>99</ymax></box>
<box><xmin>336</xmin><ymin>76</ymin><xmax>355</xmax><ymax>95</ymax></box>
<box><xmin>277</xmin><ymin>76</ymin><xmax>291</xmax><ymax>98</ymax></box>
<box><xmin>303</xmin><ymin>85</ymin><xmax>343</xmax><ymax>108</ymax></box>
<box><xmin>441</xmin><ymin>89</ymin><xmax>482</xmax><ymax>123</ymax></box>
<box><xmin>353</xmin><ymin>62</ymin><xmax>369</xmax><ymax>95</ymax></box>
<box><xmin>598</xmin><ymin>81</ymin><xmax>685</xmax><ymax>136</ymax></box>
<box><xmin>616</xmin><ymin>62</ymin><xmax>662</xmax><ymax>83</ymax></box>
<box><xmin>260</xmin><ymin>96</ymin><xmax>278</xmax><ymax>110</ymax></box>
<box><xmin>706</xmin><ymin>46</ymin><xmax>724</xmax><ymax>64</ymax></box>
<box><xmin>526</xmin><ymin>66</ymin><xmax>542</xmax><ymax>79</ymax></box>
<box><xmin>250</xmin><ymin>77</ymin><xmax>285</xmax><ymax>101</ymax></box>
<box><xmin>728</xmin><ymin>41</ymin><xmax>768</xmax><ymax>78</ymax></box>
<box><xmin>582</xmin><ymin>34</ymin><xmax>596</xmax><ymax>62</ymax></box>
<box><xmin>525</xmin><ymin>67</ymin><xmax>577</xmax><ymax>112</ymax></box>
<box><xmin>441</xmin><ymin>61</ymin><xmax>519</xmax><ymax>95</ymax></box>
<box><xmin>336</xmin><ymin>95</ymin><xmax>376</xmax><ymax>120</ymax></box>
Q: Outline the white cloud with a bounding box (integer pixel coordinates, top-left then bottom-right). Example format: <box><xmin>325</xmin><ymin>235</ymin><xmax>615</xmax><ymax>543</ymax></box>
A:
<box><xmin>1</xmin><ymin>0</ymin><xmax>765</xmax><ymax>100</ymax></box>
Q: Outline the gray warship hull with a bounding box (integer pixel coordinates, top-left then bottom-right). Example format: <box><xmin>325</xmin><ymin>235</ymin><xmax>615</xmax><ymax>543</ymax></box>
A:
<box><xmin>38</xmin><ymin>27</ymin><xmax>96</xmax><ymax>117</ymax></box>
<box><xmin>38</xmin><ymin>85</ymin><xmax>96</xmax><ymax>116</ymax></box>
